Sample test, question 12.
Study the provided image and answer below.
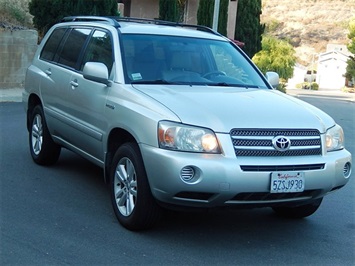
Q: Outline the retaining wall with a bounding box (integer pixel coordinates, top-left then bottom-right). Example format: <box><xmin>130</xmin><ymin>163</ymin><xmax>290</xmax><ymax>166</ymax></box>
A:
<box><xmin>0</xmin><ymin>30</ymin><xmax>38</xmax><ymax>88</ymax></box>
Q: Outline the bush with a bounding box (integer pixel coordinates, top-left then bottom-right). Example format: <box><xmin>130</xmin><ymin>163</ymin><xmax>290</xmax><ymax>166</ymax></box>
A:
<box><xmin>29</xmin><ymin>0</ymin><xmax>119</xmax><ymax>36</ymax></box>
<box><xmin>342</xmin><ymin>86</ymin><xmax>355</xmax><ymax>93</ymax></box>
<box><xmin>197</xmin><ymin>0</ymin><xmax>228</xmax><ymax>36</ymax></box>
<box><xmin>301</xmin><ymin>82</ymin><xmax>319</xmax><ymax>90</ymax></box>
<box><xmin>275</xmin><ymin>78</ymin><xmax>286</xmax><ymax>93</ymax></box>
<box><xmin>276</xmin><ymin>83</ymin><xmax>287</xmax><ymax>93</ymax></box>
<box><xmin>159</xmin><ymin>0</ymin><xmax>179</xmax><ymax>22</ymax></box>
<box><xmin>310</xmin><ymin>82</ymin><xmax>319</xmax><ymax>90</ymax></box>
<box><xmin>0</xmin><ymin>0</ymin><xmax>33</xmax><ymax>27</ymax></box>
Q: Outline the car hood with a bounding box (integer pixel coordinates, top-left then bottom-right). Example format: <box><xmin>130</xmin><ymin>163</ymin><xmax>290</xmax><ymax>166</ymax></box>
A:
<box><xmin>132</xmin><ymin>85</ymin><xmax>335</xmax><ymax>133</ymax></box>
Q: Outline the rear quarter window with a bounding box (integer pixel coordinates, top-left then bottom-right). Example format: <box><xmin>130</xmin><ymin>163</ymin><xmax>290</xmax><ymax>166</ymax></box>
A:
<box><xmin>40</xmin><ymin>28</ymin><xmax>67</xmax><ymax>62</ymax></box>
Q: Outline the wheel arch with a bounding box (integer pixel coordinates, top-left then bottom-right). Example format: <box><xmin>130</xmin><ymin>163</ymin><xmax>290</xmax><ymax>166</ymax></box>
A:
<box><xmin>104</xmin><ymin>128</ymin><xmax>139</xmax><ymax>183</ymax></box>
<box><xmin>26</xmin><ymin>93</ymin><xmax>42</xmax><ymax>131</ymax></box>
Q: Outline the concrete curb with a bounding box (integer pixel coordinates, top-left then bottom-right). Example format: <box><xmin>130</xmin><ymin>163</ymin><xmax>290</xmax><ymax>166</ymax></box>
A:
<box><xmin>286</xmin><ymin>88</ymin><xmax>355</xmax><ymax>102</ymax></box>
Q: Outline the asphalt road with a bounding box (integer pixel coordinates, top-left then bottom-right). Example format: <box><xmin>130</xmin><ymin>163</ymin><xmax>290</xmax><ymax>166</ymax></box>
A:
<box><xmin>1</xmin><ymin>98</ymin><xmax>354</xmax><ymax>266</ymax></box>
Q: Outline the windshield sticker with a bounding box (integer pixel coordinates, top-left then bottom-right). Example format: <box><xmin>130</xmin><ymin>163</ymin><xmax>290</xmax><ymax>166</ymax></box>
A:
<box><xmin>131</xmin><ymin>73</ymin><xmax>142</xmax><ymax>80</ymax></box>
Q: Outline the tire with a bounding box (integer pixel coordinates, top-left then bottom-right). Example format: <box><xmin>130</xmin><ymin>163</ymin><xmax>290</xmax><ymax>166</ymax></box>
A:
<box><xmin>29</xmin><ymin>105</ymin><xmax>61</xmax><ymax>165</ymax></box>
<box><xmin>272</xmin><ymin>198</ymin><xmax>323</xmax><ymax>219</ymax></box>
<box><xmin>110</xmin><ymin>143</ymin><xmax>161</xmax><ymax>231</ymax></box>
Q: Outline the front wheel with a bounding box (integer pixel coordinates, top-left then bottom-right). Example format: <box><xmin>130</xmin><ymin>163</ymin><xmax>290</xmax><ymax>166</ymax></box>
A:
<box><xmin>29</xmin><ymin>105</ymin><xmax>61</xmax><ymax>165</ymax></box>
<box><xmin>110</xmin><ymin>143</ymin><xmax>161</xmax><ymax>231</ymax></box>
<box><xmin>272</xmin><ymin>198</ymin><xmax>323</xmax><ymax>218</ymax></box>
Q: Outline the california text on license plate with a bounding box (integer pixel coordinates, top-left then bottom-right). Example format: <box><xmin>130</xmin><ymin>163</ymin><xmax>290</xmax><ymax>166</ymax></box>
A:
<box><xmin>270</xmin><ymin>172</ymin><xmax>305</xmax><ymax>193</ymax></box>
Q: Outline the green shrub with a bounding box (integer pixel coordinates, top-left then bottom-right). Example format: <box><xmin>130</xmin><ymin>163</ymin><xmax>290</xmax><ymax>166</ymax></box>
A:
<box><xmin>310</xmin><ymin>82</ymin><xmax>319</xmax><ymax>90</ymax></box>
<box><xmin>159</xmin><ymin>0</ymin><xmax>179</xmax><ymax>22</ymax></box>
<box><xmin>301</xmin><ymin>82</ymin><xmax>319</xmax><ymax>90</ymax></box>
<box><xmin>276</xmin><ymin>83</ymin><xmax>287</xmax><ymax>93</ymax></box>
<box><xmin>197</xmin><ymin>0</ymin><xmax>228</xmax><ymax>36</ymax></box>
<box><xmin>295</xmin><ymin>83</ymin><xmax>302</xmax><ymax>89</ymax></box>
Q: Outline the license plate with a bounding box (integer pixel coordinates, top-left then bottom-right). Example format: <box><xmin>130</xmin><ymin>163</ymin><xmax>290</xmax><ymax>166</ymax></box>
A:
<box><xmin>270</xmin><ymin>172</ymin><xmax>305</xmax><ymax>193</ymax></box>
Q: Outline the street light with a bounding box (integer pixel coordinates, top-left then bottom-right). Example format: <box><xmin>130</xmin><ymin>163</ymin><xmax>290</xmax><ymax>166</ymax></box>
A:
<box><xmin>212</xmin><ymin>0</ymin><xmax>220</xmax><ymax>31</ymax></box>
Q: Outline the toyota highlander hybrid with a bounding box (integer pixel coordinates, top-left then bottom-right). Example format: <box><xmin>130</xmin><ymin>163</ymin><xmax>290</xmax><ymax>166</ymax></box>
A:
<box><xmin>23</xmin><ymin>16</ymin><xmax>352</xmax><ymax>230</ymax></box>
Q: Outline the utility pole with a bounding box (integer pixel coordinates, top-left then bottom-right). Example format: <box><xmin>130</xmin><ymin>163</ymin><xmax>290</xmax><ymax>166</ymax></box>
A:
<box><xmin>212</xmin><ymin>0</ymin><xmax>220</xmax><ymax>31</ymax></box>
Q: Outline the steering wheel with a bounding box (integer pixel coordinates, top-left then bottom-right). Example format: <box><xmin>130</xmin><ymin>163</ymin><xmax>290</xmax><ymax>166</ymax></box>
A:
<box><xmin>203</xmin><ymin>71</ymin><xmax>227</xmax><ymax>79</ymax></box>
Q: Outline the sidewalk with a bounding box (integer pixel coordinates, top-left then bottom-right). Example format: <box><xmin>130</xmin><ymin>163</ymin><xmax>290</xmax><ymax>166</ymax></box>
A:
<box><xmin>0</xmin><ymin>88</ymin><xmax>24</xmax><ymax>102</ymax></box>
<box><xmin>1</xmin><ymin>87</ymin><xmax>354</xmax><ymax>103</ymax></box>
<box><xmin>287</xmin><ymin>88</ymin><xmax>355</xmax><ymax>102</ymax></box>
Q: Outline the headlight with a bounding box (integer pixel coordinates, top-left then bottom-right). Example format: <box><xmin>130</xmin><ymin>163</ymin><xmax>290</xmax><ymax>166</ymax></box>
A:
<box><xmin>158</xmin><ymin>121</ymin><xmax>221</xmax><ymax>153</ymax></box>
<box><xmin>325</xmin><ymin>124</ymin><xmax>344</xmax><ymax>152</ymax></box>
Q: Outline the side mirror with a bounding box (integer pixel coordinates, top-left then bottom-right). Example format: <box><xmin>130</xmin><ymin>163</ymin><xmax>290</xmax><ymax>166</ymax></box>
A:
<box><xmin>265</xmin><ymin>71</ymin><xmax>279</xmax><ymax>89</ymax></box>
<box><xmin>83</xmin><ymin>62</ymin><xmax>111</xmax><ymax>86</ymax></box>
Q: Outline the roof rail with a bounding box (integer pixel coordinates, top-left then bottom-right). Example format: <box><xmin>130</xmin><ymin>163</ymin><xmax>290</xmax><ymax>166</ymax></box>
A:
<box><xmin>115</xmin><ymin>17</ymin><xmax>222</xmax><ymax>37</ymax></box>
<box><xmin>60</xmin><ymin>16</ymin><xmax>222</xmax><ymax>37</ymax></box>
<box><xmin>61</xmin><ymin>16</ymin><xmax>120</xmax><ymax>27</ymax></box>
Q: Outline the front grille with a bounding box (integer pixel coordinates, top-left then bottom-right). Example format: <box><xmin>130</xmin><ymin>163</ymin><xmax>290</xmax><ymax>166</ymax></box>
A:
<box><xmin>240</xmin><ymin>164</ymin><xmax>325</xmax><ymax>172</ymax></box>
<box><xmin>230</xmin><ymin>129</ymin><xmax>322</xmax><ymax>157</ymax></box>
<box><xmin>229</xmin><ymin>190</ymin><xmax>320</xmax><ymax>202</ymax></box>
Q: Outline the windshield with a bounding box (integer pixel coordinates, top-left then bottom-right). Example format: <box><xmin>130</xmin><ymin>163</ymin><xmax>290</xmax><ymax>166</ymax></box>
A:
<box><xmin>120</xmin><ymin>34</ymin><xmax>268</xmax><ymax>88</ymax></box>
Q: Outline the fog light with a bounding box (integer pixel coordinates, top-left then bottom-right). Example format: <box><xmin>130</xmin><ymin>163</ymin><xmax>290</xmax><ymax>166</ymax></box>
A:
<box><xmin>343</xmin><ymin>162</ymin><xmax>351</xmax><ymax>178</ymax></box>
<box><xmin>180</xmin><ymin>166</ymin><xmax>195</xmax><ymax>182</ymax></box>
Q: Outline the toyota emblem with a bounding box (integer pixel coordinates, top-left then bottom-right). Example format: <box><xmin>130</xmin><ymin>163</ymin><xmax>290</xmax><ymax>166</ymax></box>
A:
<box><xmin>272</xmin><ymin>136</ymin><xmax>291</xmax><ymax>151</ymax></box>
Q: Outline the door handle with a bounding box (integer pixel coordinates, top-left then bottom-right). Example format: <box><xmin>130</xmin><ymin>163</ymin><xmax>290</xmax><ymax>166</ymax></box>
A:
<box><xmin>45</xmin><ymin>69</ymin><xmax>52</xmax><ymax>75</ymax></box>
<box><xmin>70</xmin><ymin>80</ymin><xmax>79</xmax><ymax>89</ymax></box>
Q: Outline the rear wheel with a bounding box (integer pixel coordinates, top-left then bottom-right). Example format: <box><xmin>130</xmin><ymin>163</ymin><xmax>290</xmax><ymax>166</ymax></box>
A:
<box><xmin>29</xmin><ymin>105</ymin><xmax>61</xmax><ymax>165</ymax></box>
<box><xmin>272</xmin><ymin>198</ymin><xmax>323</xmax><ymax>218</ymax></box>
<box><xmin>110</xmin><ymin>143</ymin><xmax>161</xmax><ymax>230</ymax></box>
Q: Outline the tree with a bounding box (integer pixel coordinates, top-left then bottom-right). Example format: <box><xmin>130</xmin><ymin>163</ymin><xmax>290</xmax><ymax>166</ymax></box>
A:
<box><xmin>252</xmin><ymin>36</ymin><xmax>296</xmax><ymax>80</ymax></box>
<box><xmin>345</xmin><ymin>17</ymin><xmax>355</xmax><ymax>85</ymax></box>
<box><xmin>29</xmin><ymin>0</ymin><xmax>119</xmax><ymax>36</ymax></box>
<box><xmin>197</xmin><ymin>0</ymin><xmax>229</xmax><ymax>36</ymax></box>
<box><xmin>159</xmin><ymin>0</ymin><xmax>179</xmax><ymax>22</ymax></box>
<box><xmin>234</xmin><ymin>0</ymin><xmax>264</xmax><ymax>58</ymax></box>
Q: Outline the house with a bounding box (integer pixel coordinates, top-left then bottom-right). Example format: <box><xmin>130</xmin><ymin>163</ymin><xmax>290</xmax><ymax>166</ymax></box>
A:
<box><xmin>287</xmin><ymin>63</ymin><xmax>307</xmax><ymax>89</ymax></box>
<box><xmin>118</xmin><ymin>0</ymin><xmax>239</xmax><ymax>39</ymax></box>
<box><xmin>317</xmin><ymin>44</ymin><xmax>351</xmax><ymax>90</ymax></box>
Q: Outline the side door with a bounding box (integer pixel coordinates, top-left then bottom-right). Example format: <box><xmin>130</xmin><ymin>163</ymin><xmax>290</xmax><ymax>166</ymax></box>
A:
<box><xmin>42</xmin><ymin>27</ymin><xmax>93</xmax><ymax>142</ymax></box>
<box><xmin>37</xmin><ymin>27</ymin><xmax>72</xmax><ymax>132</ymax></box>
<box><xmin>65</xmin><ymin>29</ymin><xmax>114</xmax><ymax>162</ymax></box>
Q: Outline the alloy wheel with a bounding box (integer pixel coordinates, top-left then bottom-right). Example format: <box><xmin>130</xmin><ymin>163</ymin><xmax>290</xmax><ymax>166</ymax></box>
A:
<box><xmin>113</xmin><ymin>157</ymin><xmax>137</xmax><ymax>216</ymax></box>
<box><xmin>31</xmin><ymin>114</ymin><xmax>43</xmax><ymax>155</ymax></box>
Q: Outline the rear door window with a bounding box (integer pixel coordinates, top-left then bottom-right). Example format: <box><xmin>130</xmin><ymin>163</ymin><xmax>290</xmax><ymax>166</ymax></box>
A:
<box><xmin>57</xmin><ymin>28</ymin><xmax>91</xmax><ymax>69</ymax></box>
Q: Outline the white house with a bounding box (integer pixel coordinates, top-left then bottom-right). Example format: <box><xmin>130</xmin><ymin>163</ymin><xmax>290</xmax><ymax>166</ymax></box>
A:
<box><xmin>317</xmin><ymin>44</ymin><xmax>351</xmax><ymax>90</ymax></box>
<box><xmin>287</xmin><ymin>63</ymin><xmax>307</xmax><ymax>89</ymax></box>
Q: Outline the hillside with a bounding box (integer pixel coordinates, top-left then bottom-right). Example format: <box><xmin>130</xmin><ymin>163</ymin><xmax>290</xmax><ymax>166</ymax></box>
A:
<box><xmin>0</xmin><ymin>0</ymin><xmax>32</xmax><ymax>29</ymax></box>
<box><xmin>261</xmin><ymin>0</ymin><xmax>355</xmax><ymax>66</ymax></box>
<box><xmin>1</xmin><ymin>0</ymin><xmax>354</xmax><ymax>66</ymax></box>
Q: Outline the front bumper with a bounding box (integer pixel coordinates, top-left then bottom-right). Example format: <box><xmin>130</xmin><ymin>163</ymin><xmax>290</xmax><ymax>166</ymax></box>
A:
<box><xmin>140</xmin><ymin>138</ymin><xmax>351</xmax><ymax>209</ymax></box>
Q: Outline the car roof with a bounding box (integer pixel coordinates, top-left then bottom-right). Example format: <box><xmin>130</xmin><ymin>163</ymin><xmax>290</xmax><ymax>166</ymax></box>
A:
<box><xmin>118</xmin><ymin>22</ymin><xmax>224</xmax><ymax>40</ymax></box>
<box><xmin>60</xmin><ymin>16</ymin><xmax>227</xmax><ymax>41</ymax></box>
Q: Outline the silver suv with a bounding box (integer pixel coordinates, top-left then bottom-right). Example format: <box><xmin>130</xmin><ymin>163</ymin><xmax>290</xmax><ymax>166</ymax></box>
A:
<box><xmin>23</xmin><ymin>16</ymin><xmax>352</xmax><ymax>230</ymax></box>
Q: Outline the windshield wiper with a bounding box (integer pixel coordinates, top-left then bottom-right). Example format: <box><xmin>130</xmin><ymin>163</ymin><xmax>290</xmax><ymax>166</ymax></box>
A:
<box><xmin>131</xmin><ymin>79</ymin><xmax>173</xmax><ymax>85</ymax></box>
<box><xmin>207</xmin><ymin>82</ymin><xmax>260</xmax><ymax>88</ymax></box>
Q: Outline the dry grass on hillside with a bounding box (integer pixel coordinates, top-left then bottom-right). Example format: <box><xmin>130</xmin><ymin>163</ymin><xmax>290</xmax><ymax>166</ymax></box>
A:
<box><xmin>262</xmin><ymin>0</ymin><xmax>355</xmax><ymax>65</ymax></box>
<box><xmin>0</xmin><ymin>0</ymin><xmax>32</xmax><ymax>29</ymax></box>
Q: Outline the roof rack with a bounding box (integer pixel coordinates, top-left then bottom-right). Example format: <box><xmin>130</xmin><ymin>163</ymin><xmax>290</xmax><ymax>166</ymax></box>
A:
<box><xmin>115</xmin><ymin>17</ymin><xmax>222</xmax><ymax>37</ymax></box>
<box><xmin>61</xmin><ymin>16</ymin><xmax>222</xmax><ymax>37</ymax></box>
<box><xmin>61</xmin><ymin>16</ymin><xmax>120</xmax><ymax>27</ymax></box>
